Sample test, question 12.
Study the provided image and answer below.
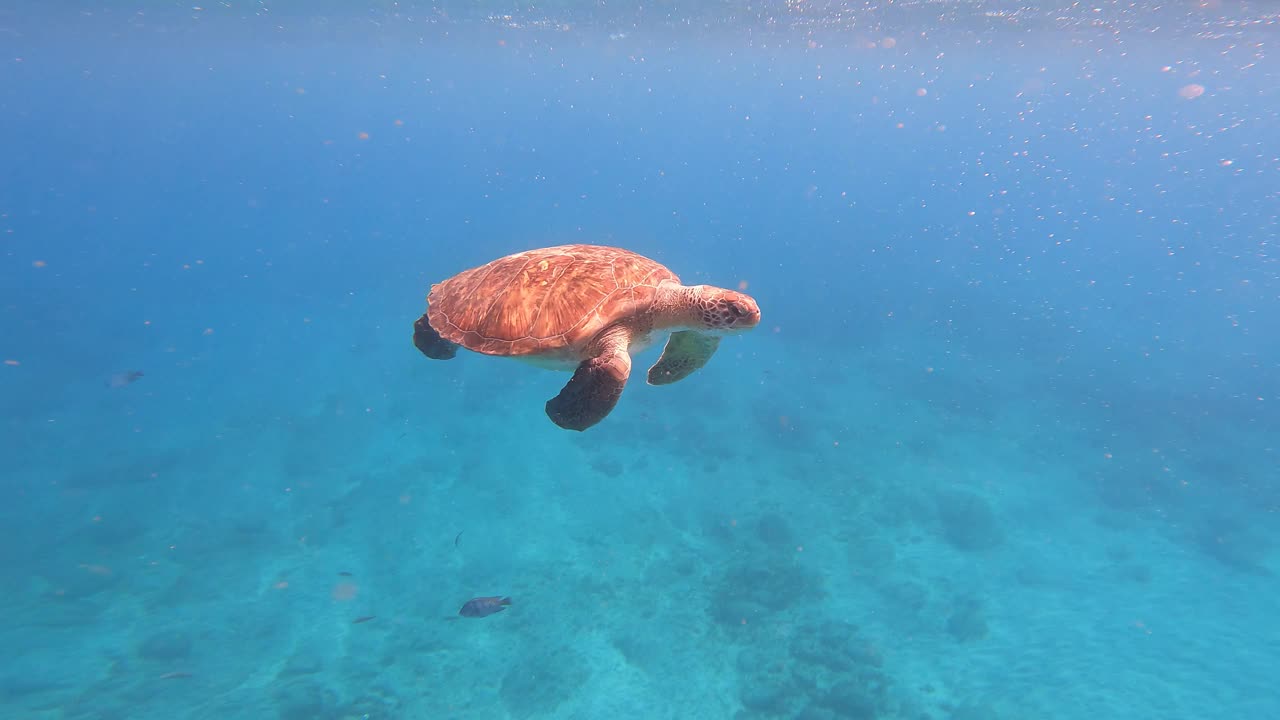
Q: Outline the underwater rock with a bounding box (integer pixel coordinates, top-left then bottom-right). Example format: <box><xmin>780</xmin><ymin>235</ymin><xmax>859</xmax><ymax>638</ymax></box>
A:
<box><xmin>347</xmin><ymin>684</ymin><xmax>403</xmax><ymax>718</ymax></box>
<box><xmin>714</xmin><ymin>562</ymin><xmax>822</xmax><ymax>624</ymax></box>
<box><xmin>755</xmin><ymin>513</ymin><xmax>795</xmax><ymax>547</ymax></box>
<box><xmin>273</xmin><ymin>679</ymin><xmax>339</xmax><ymax>720</ymax></box>
<box><xmin>589</xmin><ymin>456</ymin><xmax>624</xmax><ymax>478</ymax></box>
<box><xmin>1191</xmin><ymin>520</ymin><xmax>1272</xmax><ymax>575</ymax></box>
<box><xmin>945</xmin><ymin>596</ymin><xmax>989</xmax><ymax>642</ymax></box>
<box><xmin>0</xmin><ymin>673</ymin><xmax>73</xmax><ymax>699</ymax></box>
<box><xmin>790</xmin><ymin>621</ymin><xmax>883</xmax><ymax>676</ymax></box>
<box><xmin>949</xmin><ymin>701</ymin><xmax>1002</xmax><ymax>720</ymax></box>
<box><xmin>43</xmin><ymin>562</ymin><xmax>120</xmax><ymax>600</ymax></box>
<box><xmin>935</xmin><ymin>489</ymin><xmax>1004</xmax><ymax>552</ymax></box>
<box><xmin>733</xmin><ymin>621</ymin><xmax>893</xmax><ymax>719</ymax></box>
<box><xmin>499</xmin><ymin>647</ymin><xmax>588</xmax><ymax>716</ymax></box>
<box><xmin>740</xmin><ymin>682</ymin><xmax>790</xmax><ymax>715</ymax></box>
<box><xmin>279</xmin><ymin>650</ymin><xmax>324</xmax><ymax>677</ymax></box>
<box><xmin>612</xmin><ymin>634</ymin><xmax>664</xmax><ymax>673</ymax></box>
<box><xmin>736</xmin><ymin>644</ymin><xmax>796</xmax><ymax>715</ymax></box>
<box><xmin>876</xmin><ymin>580</ymin><xmax>929</xmax><ymax>616</ymax></box>
<box><xmin>137</xmin><ymin>629</ymin><xmax>192</xmax><ymax>662</ymax></box>
<box><xmin>795</xmin><ymin>705</ymin><xmax>841</xmax><ymax>720</ymax></box>
<box><xmin>871</xmin><ymin>486</ymin><xmax>930</xmax><ymax>530</ymax></box>
<box><xmin>847</xmin><ymin>533</ymin><xmax>897</xmax><ymax>571</ymax></box>
<box><xmin>819</xmin><ymin>680</ymin><xmax>879</xmax><ymax>719</ymax></box>
<box><xmin>83</xmin><ymin>516</ymin><xmax>147</xmax><ymax>548</ymax></box>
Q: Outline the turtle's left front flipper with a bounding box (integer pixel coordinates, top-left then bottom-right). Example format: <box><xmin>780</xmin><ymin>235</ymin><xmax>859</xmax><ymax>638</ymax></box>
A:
<box><xmin>546</xmin><ymin>350</ymin><xmax>631</xmax><ymax>431</ymax></box>
<box><xmin>646</xmin><ymin>331</ymin><xmax>721</xmax><ymax>385</ymax></box>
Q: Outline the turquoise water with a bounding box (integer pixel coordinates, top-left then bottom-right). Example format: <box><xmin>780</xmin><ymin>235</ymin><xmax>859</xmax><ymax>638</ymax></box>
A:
<box><xmin>2</xmin><ymin>2</ymin><xmax>1277</xmax><ymax>719</ymax></box>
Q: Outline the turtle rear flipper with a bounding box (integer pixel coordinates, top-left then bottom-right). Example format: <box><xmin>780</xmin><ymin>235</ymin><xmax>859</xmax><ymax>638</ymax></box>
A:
<box><xmin>413</xmin><ymin>313</ymin><xmax>458</xmax><ymax>360</ymax></box>
<box><xmin>546</xmin><ymin>334</ymin><xmax>632</xmax><ymax>431</ymax></box>
<box><xmin>647</xmin><ymin>331</ymin><xmax>721</xmax><ymax>385</ymax></box>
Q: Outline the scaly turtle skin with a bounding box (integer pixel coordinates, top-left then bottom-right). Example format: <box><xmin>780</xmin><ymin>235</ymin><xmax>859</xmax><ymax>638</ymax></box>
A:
<box><xmin>413</xmin><ymin>244</ymin><xmax>761</xmax><ymax>430</ymax></box>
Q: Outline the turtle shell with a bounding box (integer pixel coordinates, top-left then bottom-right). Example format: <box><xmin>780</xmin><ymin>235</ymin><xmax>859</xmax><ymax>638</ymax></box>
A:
<box><xmin>426</xmin><ymin>244</ymin><xmax>680</xmax><ymax>357</ymax></box>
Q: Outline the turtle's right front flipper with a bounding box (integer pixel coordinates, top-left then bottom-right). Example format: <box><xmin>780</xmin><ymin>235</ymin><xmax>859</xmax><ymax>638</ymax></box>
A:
<box><xmin>413</xmin><ymin>313</ymin><xmax>458</xmax><ymax>360</ymax></box>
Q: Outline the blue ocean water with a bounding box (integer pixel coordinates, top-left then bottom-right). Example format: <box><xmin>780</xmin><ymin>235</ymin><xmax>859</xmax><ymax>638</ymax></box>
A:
<box><xmin>1</xmin><ymin>1</ymin><xmax>1277</xmax><ymax>718</ymax></box>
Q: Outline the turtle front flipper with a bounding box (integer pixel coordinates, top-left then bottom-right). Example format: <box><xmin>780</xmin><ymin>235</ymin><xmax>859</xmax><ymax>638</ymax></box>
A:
<box><xmin>546</xmin><ymin>344</ymin><xmax>632</xmax><ymax>431</ymax></box>
<box><xmin>646</xmin><ymin>331</ymin><xmax>721</xmax><ymax>385</ymax></box>
<box><xmin>413</xmin><ymin>313</ymin><xmax>458</xmax><ymax>360</ymax></box>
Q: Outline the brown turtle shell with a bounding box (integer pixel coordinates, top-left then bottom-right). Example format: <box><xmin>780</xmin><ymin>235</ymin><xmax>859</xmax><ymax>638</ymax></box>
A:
<box><xmin>426</xmin><ymin>244</ymin><xmax>680</xmax><ymax>357</ymax></box>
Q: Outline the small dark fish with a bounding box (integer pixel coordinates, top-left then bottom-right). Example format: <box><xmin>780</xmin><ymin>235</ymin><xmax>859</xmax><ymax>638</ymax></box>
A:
<box><xmin>459</xmin><ymin>596</ymin><xmax>511</xmax><ymax>618</ymax></box>
<box><xmin>352</xmin><ymin>615</ymin><xmax>376</xmax><ymax>624</ymax></box>
<box><xmin>454</xmin><ymin>531</ymin><xmax>463</xmax><ymax>548</ymax></box>
<box><xmin>107</xmin><ymin>370</ymin><xmax>144</xmax><ymax>388</ymax></box>
<box><xmin>338</xmin><ymin>571</ymin><xmax>353</xmax><ymax>577</ymax></box>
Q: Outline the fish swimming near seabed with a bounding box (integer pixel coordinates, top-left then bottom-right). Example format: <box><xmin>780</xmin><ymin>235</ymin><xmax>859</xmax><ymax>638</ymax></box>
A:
<box><xmin>107</xmin><ymin>370</ymin><xmax>144</xmax><ymax>388</ymax></box>
<box><xmin>459</xmin><ymin>596</ymin><xmax>511</xmax><ymax>618</ymax></box>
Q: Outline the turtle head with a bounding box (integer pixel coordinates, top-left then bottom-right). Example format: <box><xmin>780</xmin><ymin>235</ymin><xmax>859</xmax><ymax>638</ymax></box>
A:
<box><xmin>687</xmin><ymin>286</ymin><xmax>761</xmax><ymax>335</ymax></box>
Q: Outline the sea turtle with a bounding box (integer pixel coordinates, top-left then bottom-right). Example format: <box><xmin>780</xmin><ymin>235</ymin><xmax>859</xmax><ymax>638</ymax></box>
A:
<box><xmin>413</xmin><ymin>244</ymin><xmax>761</xmax><ymax>431</ymax></box>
